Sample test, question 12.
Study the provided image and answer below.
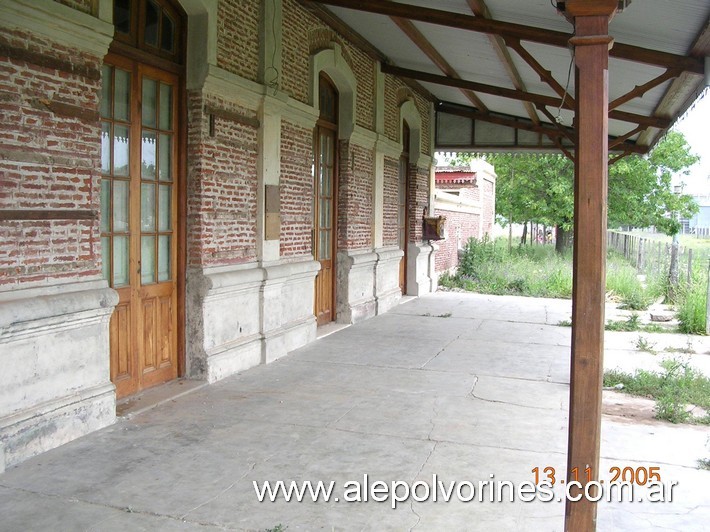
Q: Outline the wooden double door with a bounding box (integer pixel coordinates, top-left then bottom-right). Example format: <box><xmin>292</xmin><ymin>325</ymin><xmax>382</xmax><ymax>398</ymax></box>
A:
<box><xmin>101</xmin><ymin>54</ymin><xmax>179</xmax><ymax>399</ymax></box>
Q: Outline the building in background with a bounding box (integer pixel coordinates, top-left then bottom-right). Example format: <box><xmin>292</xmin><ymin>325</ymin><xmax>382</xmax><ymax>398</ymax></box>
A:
<box><xmin>433</xmin><ymin>160</ymin><xmax>496</xmax><ymax>273</ymax></box>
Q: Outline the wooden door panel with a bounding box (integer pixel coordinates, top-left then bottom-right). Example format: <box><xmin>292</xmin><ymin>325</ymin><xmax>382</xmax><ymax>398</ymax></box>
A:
<box><xmin>158</xmin><ymin>294</ymin><xmax>174</xmax><ymax>367</ymax></box>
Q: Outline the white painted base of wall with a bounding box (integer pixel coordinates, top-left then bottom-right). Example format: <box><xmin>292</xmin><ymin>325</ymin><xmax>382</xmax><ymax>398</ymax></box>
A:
<box><xmin>0</xmin><ymin>281</ymin><xmax>118</xmax><ymax>470</ymax></box>
<box><xmin>186</xmin><ymin>257</ymin><xmax>319</xmax><ymax>383</ymax></box>
<box><xmin>374</xmin><ymin>246</ymin><xmax>403</xmax><ymax>314</ymax></box>
<box><xmin>336</xmin><ymin>249</ymin><xmax>378</xmax><ymax>324</ymax></box>
<box><xmin>407</xmin><ymin>242</ymin><xmax>437</xmax><ymax>296</ymax></box>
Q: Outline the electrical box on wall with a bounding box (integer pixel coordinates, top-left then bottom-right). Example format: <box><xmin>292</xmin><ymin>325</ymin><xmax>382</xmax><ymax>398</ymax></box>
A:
<box><xmin>423</xmin><ymin>215</ymin><xmax>446</xmax><ymax>241</ymax></box>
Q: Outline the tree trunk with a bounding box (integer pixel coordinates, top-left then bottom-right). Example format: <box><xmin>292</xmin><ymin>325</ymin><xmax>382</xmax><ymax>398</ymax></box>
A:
<box><xmin>555</xmin><ymin>225</ymin><xmax>571</xmax><ymax>254</ymax></box>
<box><xmin>520</xmin><ymin>222</ymin><xmax>528</xmax><ymax>246</ymax></box>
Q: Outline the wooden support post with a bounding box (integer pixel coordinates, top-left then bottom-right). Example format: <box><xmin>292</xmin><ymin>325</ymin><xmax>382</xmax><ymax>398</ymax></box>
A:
<box><xmin>564</xmin><ymin>2</ymin><xmax>616</xmax><ymax>530</ymax></box>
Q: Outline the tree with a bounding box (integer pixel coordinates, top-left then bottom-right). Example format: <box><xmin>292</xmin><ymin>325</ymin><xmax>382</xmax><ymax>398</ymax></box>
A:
<box><xmin>449</xmin><ymin>131</ymin><xmax>699</xmax><ymax>254</ymax></box>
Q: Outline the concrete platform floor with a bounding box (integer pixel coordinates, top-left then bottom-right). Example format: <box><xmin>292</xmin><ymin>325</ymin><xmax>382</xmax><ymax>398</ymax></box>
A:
<box><xmin>1</xmin><ymin>292</ymin><xmax>709</xmax><ymax>531</ymax></box>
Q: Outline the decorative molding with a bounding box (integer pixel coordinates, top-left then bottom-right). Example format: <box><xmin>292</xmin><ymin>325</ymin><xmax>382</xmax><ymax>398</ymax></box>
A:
<box><xmin>350</xmin><ymin>125</ymin><xmax>377</xmax><ymax>149</ymax></box>
<box><xmin>0</xmin><ymin>0</ymin><xmax>113</xmax><ymax>57</ymax></box>
<box><xmin>310</xmin><ymin>44</ymin><xmax>358</xmax><ymax>140</ymax></box>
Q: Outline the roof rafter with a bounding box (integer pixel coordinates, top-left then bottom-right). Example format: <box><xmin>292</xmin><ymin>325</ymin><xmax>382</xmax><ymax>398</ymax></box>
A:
<box><xmin>390</xmin><ymin>17</ymin><xmax>488</xmax><ymax>111</ymax></box>
<box><xmin>382</xmin><ymin>64</ymin><xmax>672</xmax><ymax>129</ymax></box>
<box><xmin>465</xmin><ymin>0</ymin><xmax>539</xmax><ymax>124</ymax></box>
<box><xmin>303</xmin><ymin>0</ymin><xmax>705</xmax><ymax>74</ymax></box>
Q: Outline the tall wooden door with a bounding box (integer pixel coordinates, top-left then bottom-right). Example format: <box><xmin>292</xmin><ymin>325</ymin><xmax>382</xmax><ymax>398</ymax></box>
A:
<box><xmin>314</xmin><ymin>75</ymin><xmax>338</xmax><ymax>326</ymax></box>
<box><xmin>101</xmin><ymin>57</ymin><xmax>179</xmax><ymax>399</ymax></box>
<box><xmin>398</xmin><ymin>123</ymin><xmax>411</xmax><ymax>293</ymax></box>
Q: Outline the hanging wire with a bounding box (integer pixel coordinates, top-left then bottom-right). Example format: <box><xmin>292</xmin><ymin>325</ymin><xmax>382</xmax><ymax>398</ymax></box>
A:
<box><xmin>264</xmin><ymin>0</ymin><xmax>280</xmax><ymax>94</ymax></box>
<box><xmin>555</xmin><ymin>50</ymin><xmax>575</xmax><ymax>124</ymax></box>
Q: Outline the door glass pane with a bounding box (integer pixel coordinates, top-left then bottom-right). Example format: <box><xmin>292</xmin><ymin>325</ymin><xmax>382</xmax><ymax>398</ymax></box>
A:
<box><xmin>114</xmin><ymin>69</ymin><xmax>130</xmax><ymax>122</ymax></box>
<box><xmin>319</xmin><ymin>230</ymin><xmax>330</xmax><ymax>260</ymax></box>
<box><xmin>114</xmin><ymin>0</ymin><xmax>131</xmax><ymax>34</ymax></box>
<box><xmin>159</xmin><ymin>184</ymin><xmax>171</xmax><ymax>231</ymax></box>
<box><xmin>158</xmin><ymin>235</ymin><xmax>171</xmax><ymax>281</ymax></box>
<box><xmin>100</xmin><ymin>66</ymin><xmax>112</xmax><ymax>119</ymax></box>
<box><xmin>101</xmin><ymin>122</ymin><xmax>111</xmax><ymax>174</ymax></box>
<box><xmin>321</xmin><ymin>167</ymin><xmax>331</xmax><ymax>197</ymax></box>
<box><xmin>144</xmin><ymin>0</ymin><xmax>159</xmax><ymax>47</ymax></box>
<box><xmin>142</xmin><ymin>78</ymin><xmax>157</xmax><ymax>127</ymax></box>
<box><xmin>100</xmin><ymin>179</ymin><xmax>110</xmax><ymax>232</ymax></box>
<box><xmin>141</xmin><ymin>236</ymin><xmax>156</xmax><ymax>284</ymax></box>
<box><xmin>159</xmin><ymin>83</ymin><xmax>172</xmax><ymax>130</ymax></box>
<box><xmin>113</xmin><ymin>125</ymin><xmax>130</xmax><ymax>176</ymax></box>
<box><xmin>113</xmin><ymin>236</ymin><xmax>129</xmax><ymax>286</ymax></box>
<box><xmin>141</xmin><ymin>130</ymin><xmax>157</xmax><ymax>179</ymax></box>
<box><xmin>101</xmin><ymin>236</ymin><xmax>110</xmax><ymax>281</ymax></box>
<box><xmin>325</xmin><ymin>134</ymin><xmax>333</xmax><ymax>165</ymax></box>
<box><xmin>320</xmin><ymin>198</ymin><xmax>330</xmax><ymax>230</ymax></box>
<box><xmin>161</xmin><ymin>13</ymin><xmax>175</xmax><ymax>53</ymax></box>
<box><xmin>158</xmin><ymin>133</ymin><xmax>171</xmax><ymax>181</ymax></box>
<box><xmin>113</xmin><ymin>180</ymin><xmax>129</xmax><ymax>232</ymax></box>
<box><xmin>141</xmin><ymin>183</ymin><xmax>156</xmax><ymax>231</ymax></box>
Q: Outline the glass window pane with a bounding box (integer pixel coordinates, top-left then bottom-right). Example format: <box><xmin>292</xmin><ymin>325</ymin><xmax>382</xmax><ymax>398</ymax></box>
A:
<box><xmin>158</xmin><ymin>235</ymin><xmax>171</xmax><ymax>281</ymax></box>
<box><xmin>100</xmin><ymin>179</ymin><xmax>110</xmax><ymax>232</ymax></box>
<box><xmin>114</xmin><ymin>0</ymin><xmax>131</xmax><ymax>34</ymax></box>
<box><xmin>158</xmin><ymin>133</ymin><xmax>171</xmax><ymax>181</ymax></box>
<box><xmin>141</xmin><ymin>130</ymin><xmax>156</xmax><ymax>179</ymax></box>
<box><xmin>101</xmin><ymin>236</ymin><xmax>110</xmax><ymax>281</ymax></box>
<box><xmin>101</xmin><ymin>122</ymin><xmax>111</xmax><ymax>174</ymax></box>
<box><xmin>100</xmin><ymin>65</ymin><xmax>112</xmax><ymax>119</ymax></box>
<box><xmin>319</xmin><ymin>230</ymin><xmax>330</xmax><ymax>260</ymax></box>
<box><xmin>321</xmin><ymin>167</ymin><xmax>331</xmax><ymax>197</ymax></box>
<box><xmin>142</xmin><ymin>78</ymin><xmax>157</xmax><ymax>127</ymax></box>
<box><xmin>161</xmin><ymin>13</ymin><xmax>174</xmax><ymax>53</ymax></box>
<box><xmin>141</xmin><ymin>236</ymin><xmax>156</xmax><ymax>284</ymax></box>
<box><xmin>113</xmin><ymin>180</ymin><xmax>129</xmax><ymax>232</ymax></box>
<box><xmin>320</xmin><ymin>198</ymin><xmax>330</xmax><ymax>230</ymax></box>
<box><xmin>141</xmin><ymin>183</ymin><xmax>156</xmax><ymax>232</ymax></box>
<box><xmin>159</xmin><ymin>84</ymin><xmax>172</xmax><ymax>130</ymax></box>
<box><xmin>159</xmin><ymin>184</ymin><xmax>171</xmax><ymax>231</ymax></box>
<box><xmin>114</xmin><ymin>69</ymin><xmax>130</xmax><ymax>122</ymax></box>
<box><xmin>113</xmin><ymin>125</ymin><xmax>130</xmax><ymax>176</ymax></box>
<box><xmin>113</xmin><ymin>236</ymin><xmax>129</xmax><ymax>286</ymax></box>
<box><xmin>144</xmin><ymin>0</ymin><xmax>159</xmax><ymax>47</ymax></box>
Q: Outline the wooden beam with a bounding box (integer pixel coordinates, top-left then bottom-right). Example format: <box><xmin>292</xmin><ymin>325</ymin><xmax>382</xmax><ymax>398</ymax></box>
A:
<box><xmin>537</xmin><ymin>105</ymin><xmax>576</xmax><ymax>144</ymax></box>
<box><xmin>302</xmin><ymin>0</ymin><xmax>705</xmax><ymax>74</ymax></box>
<box><xmin>390</xmin><ymin>17</ymin><xmax>488</xmax><ymax>111</ymax></box>
<box><xmin>609</xmin><ymin>125</ymin><xmax>644</xmax><ymax>149</ymax></box>
<box><xmin>506</xmin><ymin>39</ymin><xmax>575</xmax><ymax>104</ymax></box>
<box><xmin>0</xmin><ymin>209</ymin><xmax>98</xmax><ymax>220</ymax></box>
<box><xmin>609</xmin><ymin>151</ymin><xmax>631</xmax><ymax>165</ymax></box>
<box><xmin>466</xmin><ymin>0</ymin><xmax>538</xmax><ymax>123</ymax></box>
<box><xmin>609</xmin><ymin>69</ymin><xmax>679</xmax><ymax>111</ymax></box>
<box><xmin>296</xmin><ymin>1</ymin><xmax>435</xmax><ymax>101</ymax></box>
<box><xmin>565</xmin><ymin>8</ymin><xmax>614</xmax><ymax>531</ymax></box>
<box><xmin>437</xmin><ymin>102</ymin><xmax>564</xmax><ymax>138</ymax></box>
<box><xmin>382</xmin><ymin>64</ymin><xmax>671</xmax><ymax>129</ymax></box>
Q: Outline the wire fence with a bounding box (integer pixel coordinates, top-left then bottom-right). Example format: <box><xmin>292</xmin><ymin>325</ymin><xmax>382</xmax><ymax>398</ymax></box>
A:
<box><xmin>607</xmin><ymin>231</ymin><xmax>710</xmax><ymax>282</ymax></box>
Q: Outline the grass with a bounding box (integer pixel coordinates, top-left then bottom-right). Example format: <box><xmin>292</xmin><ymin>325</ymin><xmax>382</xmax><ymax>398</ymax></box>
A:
<box><xmin>443</xmin><ymin>238</ymin><xmax>659</xmax><ymax>307</ymax></box>
<box><xmin>604</xmin><ymin>358</ymin><xmax>710</xmax><ymax>425</ymax></box>
<box><xmin>677</xmin><ymin>272</ymin><xmax>708</xmax><ymax>335</ymax></box>
<box><xmin>635</xmin><ymin>335</ymin><xmax>656</xmax><ymax>353</ymax></box>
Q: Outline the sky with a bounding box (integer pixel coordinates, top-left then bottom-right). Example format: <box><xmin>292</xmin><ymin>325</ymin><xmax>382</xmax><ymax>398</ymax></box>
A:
<box><xmin>671</xmin><ymin>88</ymin><xmax>709</xmax><ymax>196</ymax></box>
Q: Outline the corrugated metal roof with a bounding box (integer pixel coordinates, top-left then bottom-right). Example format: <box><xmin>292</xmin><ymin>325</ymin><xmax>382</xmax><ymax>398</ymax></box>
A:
<box><xmin>317</xmin><ymin>0</ymin><xmax>709</xmax><ymax>153</ymax></box>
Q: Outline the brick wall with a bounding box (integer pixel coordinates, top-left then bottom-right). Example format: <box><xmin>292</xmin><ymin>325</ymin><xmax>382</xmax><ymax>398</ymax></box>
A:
<box><xmin>337</xmin><ymin>141</ymin><xmax>373</xmax><ymax>250</ymax></box>
<box><xmin>382</xmin><ymin>156</ymin><xmax>399</xmax><ymax>247</ymax></box>
<box><xmin>280</xmin><ymin>120</ymin><xmax>313</xmax><ymax>257</ymax></box>
<box><xmin>186</xmin><ymin>92</ymin><xmax>258</xmax><ymax>268</ymax></box>
<box><xmin>53</xmin><ymin>0</ymin><xmax>94</xmax><ymax>15</ymax></box>
<box><xmin>217</xmin><ymin>0</ymin><xmax>260</xmax><ymax>82</ymax></box>
<box><xmin>408</xmin><ymin>165</ymin><xmax>429</xmax><ymax>243</ymax></box>
<box><xmin>0</xmin><ymin>28</ymin><xmax>103</xmax><ymax>288</ymax></box>
<box><xmin>434</xmin><ymin>208</ymin><xmax>480</xmax><ymax>273</ymax></box>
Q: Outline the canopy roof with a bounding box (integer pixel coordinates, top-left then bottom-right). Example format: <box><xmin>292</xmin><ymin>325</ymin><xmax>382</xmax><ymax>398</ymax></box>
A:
<box><xmin>300</xmin><ymin>0</ymin><xmax>710</xmax><ymax>156</ymax></box>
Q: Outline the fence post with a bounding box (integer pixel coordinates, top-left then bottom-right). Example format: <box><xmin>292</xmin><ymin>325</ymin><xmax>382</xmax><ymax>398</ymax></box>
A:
<box><xmin>637</xmin><ymin>239</ymin><xmax>644</xmax><ymax>272</ymax></box>
<box><xmin>688</xmin><ymin>248</ymin><xmax>693</xmax><ymax>284</ymax></box>
<box><xmin>657</xmin><ymin>241</ymin><xmax>661</xmax><ymax>274</ymax></box>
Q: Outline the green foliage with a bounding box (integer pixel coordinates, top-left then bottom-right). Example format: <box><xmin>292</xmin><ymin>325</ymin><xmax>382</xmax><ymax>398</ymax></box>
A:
<box><xmin>604</xmin><ymin>358</ymin><xmax>710</xmax><ymax>424</ymax></box>
<box><xmin>635</xmin><ymin>335</ymin><xmax>656</xmax><ymax>353</ymax></box>
<box><xmin>605</xmin><ymin>314</ymin><xmax>640</xmax><ymax>332</ymax></box>
<box><xmin>452</xmin><ymin>131</ymin><xmax>699</xmax><ymax>238</ymax></box>
<box><xmin>606</xmin><ymin>252</ymin><xmax>655</xmax><ymax>310</ymax></box>
<box><xmin>676</xmin><ymin>272</ymin><xmax>708</xmax><ymax>335</ymax></box>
